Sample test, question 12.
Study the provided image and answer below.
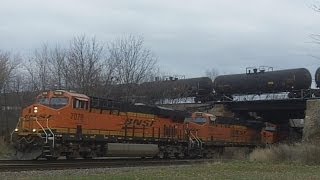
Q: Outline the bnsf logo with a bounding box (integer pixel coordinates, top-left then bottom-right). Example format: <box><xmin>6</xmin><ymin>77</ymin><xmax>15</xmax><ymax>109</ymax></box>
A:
<box><xmin>125</xmin><ymin>119</ymin><xmax>155</xmax><ymax>127</ymax></box>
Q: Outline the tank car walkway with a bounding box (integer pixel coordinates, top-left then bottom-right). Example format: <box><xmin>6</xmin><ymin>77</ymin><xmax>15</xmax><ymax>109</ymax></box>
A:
<box><xmin>220</xmin><ymin>99</ymin><xmax>307</xmax><ymax>111</ymax></box>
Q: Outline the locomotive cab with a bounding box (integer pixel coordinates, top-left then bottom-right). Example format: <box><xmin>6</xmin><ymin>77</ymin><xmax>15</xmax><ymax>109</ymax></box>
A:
<box><xmin>186</xmin><ymin>112</ymin><xmax>214</xmax><ymax>125</ymax></box>
<box><xmin>12</xmin><ymin>90</ymin><xmax>89</xmax><ymax>135</ymax></box>
<box><xmin>37</xmin><ymin>90</ymin><xmax>90</xmax><ymax>110</ymax></box>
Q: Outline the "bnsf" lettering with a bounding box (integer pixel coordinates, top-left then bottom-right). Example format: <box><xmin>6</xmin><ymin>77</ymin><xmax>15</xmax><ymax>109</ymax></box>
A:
<box><xmin>125</xmin><ymin>119</ymin><xmax>155</xmax><ymax>127</ymax></box>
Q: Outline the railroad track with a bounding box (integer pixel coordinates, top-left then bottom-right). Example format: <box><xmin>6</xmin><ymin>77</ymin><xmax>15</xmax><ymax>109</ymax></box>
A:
<box><xmin>0</xmin><ymin>158</ymin><xmax>217</xmax><ymax>172</ymax></box>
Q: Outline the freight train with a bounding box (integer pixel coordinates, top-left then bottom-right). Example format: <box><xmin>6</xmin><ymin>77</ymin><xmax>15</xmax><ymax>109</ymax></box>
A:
<box><xmin>11</xmin><ymin>90</ymin><xmax>279</xmax><ymax>160</ymax></box>
<box><xmin>107</xmin><ymin>67</ymin><xmax>320</xmax><ymax>103</ymax></box>
<box><xmin>213</xmin><ymin>67</ymin><xmax>317</xmax><ymax>101</ymax></box>
<box><xmin>108</xmin><ymin>77</ymin><xmax>214</xmax><ymax>103</ymax></box>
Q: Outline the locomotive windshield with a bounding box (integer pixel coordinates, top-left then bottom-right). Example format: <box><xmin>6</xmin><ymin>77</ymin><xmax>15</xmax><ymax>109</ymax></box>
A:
<box><xmin>50</xmin><ymin>97</ymin><xmax>69</xmax><ymax>109</ymax></box>
<box><xmin>38</xmin><ymin>97</ymin><xmax>49</xmax><ymax>105</ymax></box>
<box><xmin>38</xmin><ymin>97</ymin><xmax>69</xmax><ymax>109</ymax></box>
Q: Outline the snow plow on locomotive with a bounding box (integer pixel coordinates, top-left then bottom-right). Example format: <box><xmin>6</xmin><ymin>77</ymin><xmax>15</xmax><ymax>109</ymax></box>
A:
<box><xmin>11</xmin><ymin>90</ymin><xmax>281</xmax><ymax>160</ymax></box>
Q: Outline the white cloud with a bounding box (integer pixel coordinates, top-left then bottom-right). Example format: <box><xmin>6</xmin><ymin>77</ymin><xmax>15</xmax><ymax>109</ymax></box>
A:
<box><xmin>0</xmin><ymin>0</ymin><xmax>320</xmax><ymax>76</ymax></box>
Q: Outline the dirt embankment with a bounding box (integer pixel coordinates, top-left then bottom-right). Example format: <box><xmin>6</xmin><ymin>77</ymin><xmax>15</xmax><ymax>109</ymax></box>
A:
<box><xmin>303</xmin><ymin>100</ymin><xmax>320</xmax><ymax>142</ymax></box>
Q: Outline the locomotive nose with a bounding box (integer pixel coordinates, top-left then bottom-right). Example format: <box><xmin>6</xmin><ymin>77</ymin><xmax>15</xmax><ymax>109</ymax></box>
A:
<box><xmin>16</xmin><ymin>105</ymin><xmax>54</xmax><ymax>134</ymax></box>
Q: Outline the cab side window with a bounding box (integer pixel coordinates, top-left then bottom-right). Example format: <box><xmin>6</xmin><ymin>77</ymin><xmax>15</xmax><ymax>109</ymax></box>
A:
<box><xmin>73</xmin><ymin>99</ymin><xmax>88</xmax><ymax>109</ymax></box>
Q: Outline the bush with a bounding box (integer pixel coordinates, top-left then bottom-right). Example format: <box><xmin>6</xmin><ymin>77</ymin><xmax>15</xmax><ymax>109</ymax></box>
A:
<box><xmin>0</xmin><ymin>136</ymin><xmax>13</xmax><ymax>159</ymax></box>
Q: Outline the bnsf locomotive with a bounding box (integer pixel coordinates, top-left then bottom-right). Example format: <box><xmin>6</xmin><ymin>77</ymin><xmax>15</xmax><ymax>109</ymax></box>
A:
<box><xmin>11</xmin><ymin>90</ymin><xmax>278</xmax><ymax>160</ymax></box>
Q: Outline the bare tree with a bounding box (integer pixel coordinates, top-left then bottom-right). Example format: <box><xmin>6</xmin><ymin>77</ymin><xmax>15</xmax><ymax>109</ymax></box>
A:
<box><xmin>24</xmin><ymin>44</ymin><xmax>51</xmax><ymax>91</ymax></box>
<box><xmin>0</xmin><ymin>52</ymin><xmax>11</xmax><ymax>92</ymax></box>
<box><xmin>205</xmin><ymin>68</ymin><xmax>219</xmax><ymax>80</ymax></box>
<box><xmin>0</xmin><ymin>51</ymin><xmax>20</xmax><ymax>135</ymax></box>
<box><xmin>106</xmin><ymin>35</ymin><xmax>157</xmax><ymax>101</ymax></box>
<box><xmin>311</xmin><ymin>2</ymin><xmax>320</xmax><ymax>12</ymax></box>
<box><xmin>0</xmin><ymin>51</ymin><xmax>19</xmax><ymax>92</ymax></box>
<box><xmin>309</xmin><ymin>2</ymin><xmax>320</xmax><ymax>61</ymax></box>
<box><xmin>108</xmin><ymin>35</ymin><xmax>157</xmax><ymax>84</ymax></box>
<box><xmin>97</xmin><ymin>53</ymin><xmax>119</xmax><ymax>97</ymax></box>
<box><xmin>48</xmin><ymin>45</ymin><xmax>67</xmax><ymax>89</ymax></box>
<box><xmin>66</xmin><ymin>35</ymin><xmax>103</xmax><ymax>95</ymax></box>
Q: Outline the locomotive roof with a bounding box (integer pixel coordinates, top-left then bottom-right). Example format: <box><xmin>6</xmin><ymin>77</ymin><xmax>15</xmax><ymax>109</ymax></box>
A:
<box><xmin>52</xmin><ymin>90</ymin><xmax>89</xmax><ymax>99</ymax></box>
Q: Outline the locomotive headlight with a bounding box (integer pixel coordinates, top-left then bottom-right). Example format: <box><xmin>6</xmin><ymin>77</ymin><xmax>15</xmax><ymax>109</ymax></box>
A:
<box><xmin>33</xmin><ymin>106</ymin><xmax>38</xmax><ymax>113</ymax></box>
<box><xmin>32</xmin><ymin>129</ymin><xmax>37</xmax><ymax>133</ymax></box>
<box><xmin>14</xmin><ymin>128</ymin><xmax>19</xmax><ymax>132</ymax></box>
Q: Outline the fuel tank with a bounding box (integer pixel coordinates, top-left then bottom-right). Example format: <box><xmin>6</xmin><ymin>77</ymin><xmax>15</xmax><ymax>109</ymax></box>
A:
<box><xmin>106</xmin><ymin>143</ymin><xmax>159</xmax><ymax>157</ymax></box>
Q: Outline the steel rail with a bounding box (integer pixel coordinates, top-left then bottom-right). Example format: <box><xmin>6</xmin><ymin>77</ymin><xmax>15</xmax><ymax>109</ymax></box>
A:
<box><xmin>0</xmin><ymin>158</ymin><xmax>217</xmax><ymax>172</ymax></box>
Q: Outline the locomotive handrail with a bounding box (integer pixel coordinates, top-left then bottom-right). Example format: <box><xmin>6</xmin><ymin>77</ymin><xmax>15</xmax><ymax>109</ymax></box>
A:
<box><xmin>185</xmin><ymin>129</ymin><xmax>194</xmax><ymax>147</ymax></box>
<box><xmin>10</xmin><ymin>117</ymin><xmax>23</xmax><ymax>143</ymax></box>
<box><xmin>46</xmin><ymin>118</ymin><xmax>55</xmax><ymax>148</ymax></box>
<box><xmin>195</xmin><ymin>131</ymin><xmax>203</xmax><ymax>149</ymax></box>
<box><xmin>190</xmin><ymin>131</ymin><xmax>202</xmax><ymax>148</ymax></box>
<box><xmin>35</xmin><ymin>117</ymin><xmax>48</xmax><ymax>144</ymax></box>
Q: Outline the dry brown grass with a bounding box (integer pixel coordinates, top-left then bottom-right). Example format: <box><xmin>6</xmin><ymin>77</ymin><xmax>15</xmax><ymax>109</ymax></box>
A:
<box><xmin>249</xmin><ymin>143</ymin><xmax>320</xmax><ymax>164</ymax></box>
<box><xmin>5</xmin><ymin>161</ymin><xmax>320</xmax><ymax>180</ymax></box>
<box><xmin>223</xmin><ymin>147</ymin><xmax>251</xmax><ymax>160</ymax></box>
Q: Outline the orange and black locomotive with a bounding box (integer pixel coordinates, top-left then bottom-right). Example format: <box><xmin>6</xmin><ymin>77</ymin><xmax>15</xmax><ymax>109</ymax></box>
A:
<box><xmin>11</xmin><ymin>90</ymin><xmax>278</xmax><ymax>160</ymax></box>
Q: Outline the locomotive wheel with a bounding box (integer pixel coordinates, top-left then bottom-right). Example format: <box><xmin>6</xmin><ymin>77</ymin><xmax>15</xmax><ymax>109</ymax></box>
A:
<box><xmin>203</xmin><ymin>151</ymin><xmax>213</xmax><ymax>159</ymax></box>
<box><xmin>80</xmin><ymin>151</ymin><xmax>96</xmax><ymax>159</ymax></box>
<box><xmin>174</xmin><ymin>152</ymin><xmax>184</xmax><ymax>159</ymax></box>
<box><xmin>157</xmin><ymin>151</ymin><xmax>168</xmax><ymax>159</ymax></box>
<box><xmin>66</xmin><ymin>151</ymin><xmax>78</xmax><ymax>160</ymax></box>
<box><xmin>66</xmin><ymin>154</ymin><xmax>75</xmax><ymax>160</ymax></box>
<box><xmin>46</xmin><ymin>156</ymin><xmax>58</xmax><ymax>160</ymax></box>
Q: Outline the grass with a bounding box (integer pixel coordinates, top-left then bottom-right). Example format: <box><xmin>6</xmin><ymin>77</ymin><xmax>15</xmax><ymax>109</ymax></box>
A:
<box><xmin>2</xmin><ymin>143</ymin><xmax>320</xmax><ymax>179</ymax></box>
<box><xmin>77</xmin><ymin>162</ymin><xmax>320</xmax><ymax>179</ymax></box>
<box><xmin>17</xmin><ymin>161</ymin><xmax>320</xmax><ymax>180</ymax></box>
<box><xmin>249</xmin><ymin>143</ymin><xmax>320</xmax><ymax>164</ymax></box>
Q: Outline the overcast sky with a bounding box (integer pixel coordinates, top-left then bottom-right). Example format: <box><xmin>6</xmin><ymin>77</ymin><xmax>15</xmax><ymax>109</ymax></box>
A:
<box><xmin>1</xmin><ymin>0</ymin><xmax>320</xmax><ymax>78</ymax></box>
